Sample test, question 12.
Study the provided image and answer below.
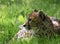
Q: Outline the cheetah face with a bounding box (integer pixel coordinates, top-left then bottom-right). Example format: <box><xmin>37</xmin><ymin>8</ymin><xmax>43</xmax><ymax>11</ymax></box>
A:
<box><xmin>23</xmin><ymin>9</ymin><xmax>46</xmax><ymax>30</ymax></box>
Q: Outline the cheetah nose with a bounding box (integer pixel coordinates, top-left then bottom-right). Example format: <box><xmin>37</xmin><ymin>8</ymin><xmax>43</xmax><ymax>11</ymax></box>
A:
<box><xmin>23</xmin><ymin>25</ymin><xmax>26</xmax><ymax>27</ymax></box>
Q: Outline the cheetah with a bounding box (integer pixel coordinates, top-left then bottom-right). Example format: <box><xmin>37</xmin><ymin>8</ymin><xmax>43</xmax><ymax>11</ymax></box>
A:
<box><xmin>50</xmin><ymin>17</ymin><xmax>60</xmax><ymax>34</ymax></box>
<box><xmin>23</xmin><ymin>9</ymin><xmax>57</xmax><ymax>37</ymax></box>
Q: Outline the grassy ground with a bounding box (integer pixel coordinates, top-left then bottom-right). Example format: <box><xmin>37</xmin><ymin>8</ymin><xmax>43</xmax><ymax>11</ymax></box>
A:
<box><xmin>0</xmin><ymin>0</ymin><xmax>60</xmax><ymax>44</ymax></box>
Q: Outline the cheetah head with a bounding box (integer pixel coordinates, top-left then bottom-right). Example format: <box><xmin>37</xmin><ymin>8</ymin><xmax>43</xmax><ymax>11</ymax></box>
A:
<box><xmin>23</xmin><ymin>9</ymin><xmax>47</xmax><ymax>30</ymax></box>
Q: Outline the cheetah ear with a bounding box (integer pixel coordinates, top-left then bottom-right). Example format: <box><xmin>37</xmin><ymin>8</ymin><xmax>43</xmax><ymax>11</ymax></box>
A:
<box><xmin>39</xmin><ymin>11</ymin><xmax>46</xmax><ymax>21</ymax></box>
<box><xmin>34</xmin><ymin>9</ymin><xmax>38</xmax><ymax>12</ymax></box>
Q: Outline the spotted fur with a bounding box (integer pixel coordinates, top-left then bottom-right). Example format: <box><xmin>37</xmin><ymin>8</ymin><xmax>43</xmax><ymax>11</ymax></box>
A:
<box><xmin>50</xmin><ymin>17</ymin><xmax>60</xmax><ymax>34</ymax></box>
<box><xmin>23</xmin><ymin>10</ymin><xmax>55</xmax><ymax>37</ymax></box>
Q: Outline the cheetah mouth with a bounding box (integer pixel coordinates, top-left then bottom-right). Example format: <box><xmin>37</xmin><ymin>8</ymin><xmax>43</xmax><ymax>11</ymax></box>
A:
<box><xmin>22</xmin><ymin>24</ymin><xmax>41</xmax><ymax>35</ymax></box>
<box><xmin>27</xmin><ymin>26</ymin><xmax>40</xmax><ymax>33</ymax></box>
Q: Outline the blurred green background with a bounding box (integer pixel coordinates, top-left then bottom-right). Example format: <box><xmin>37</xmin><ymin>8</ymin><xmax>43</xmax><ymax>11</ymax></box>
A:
<box><xmin>0</xmin><ymin>0</ymin><xmax>60</xmax><ymax>44</ymax></box>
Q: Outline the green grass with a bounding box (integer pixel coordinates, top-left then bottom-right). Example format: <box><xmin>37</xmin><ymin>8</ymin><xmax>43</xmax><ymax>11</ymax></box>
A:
<box><xmin>0</xmin><ymin>0</ymin><xmax>60</xmax><ymax>44</ymax></box>
<box><xmin>8</xmin><ymin>36</ymin><xmax>60</xmax><ymax>44</ymax></box>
